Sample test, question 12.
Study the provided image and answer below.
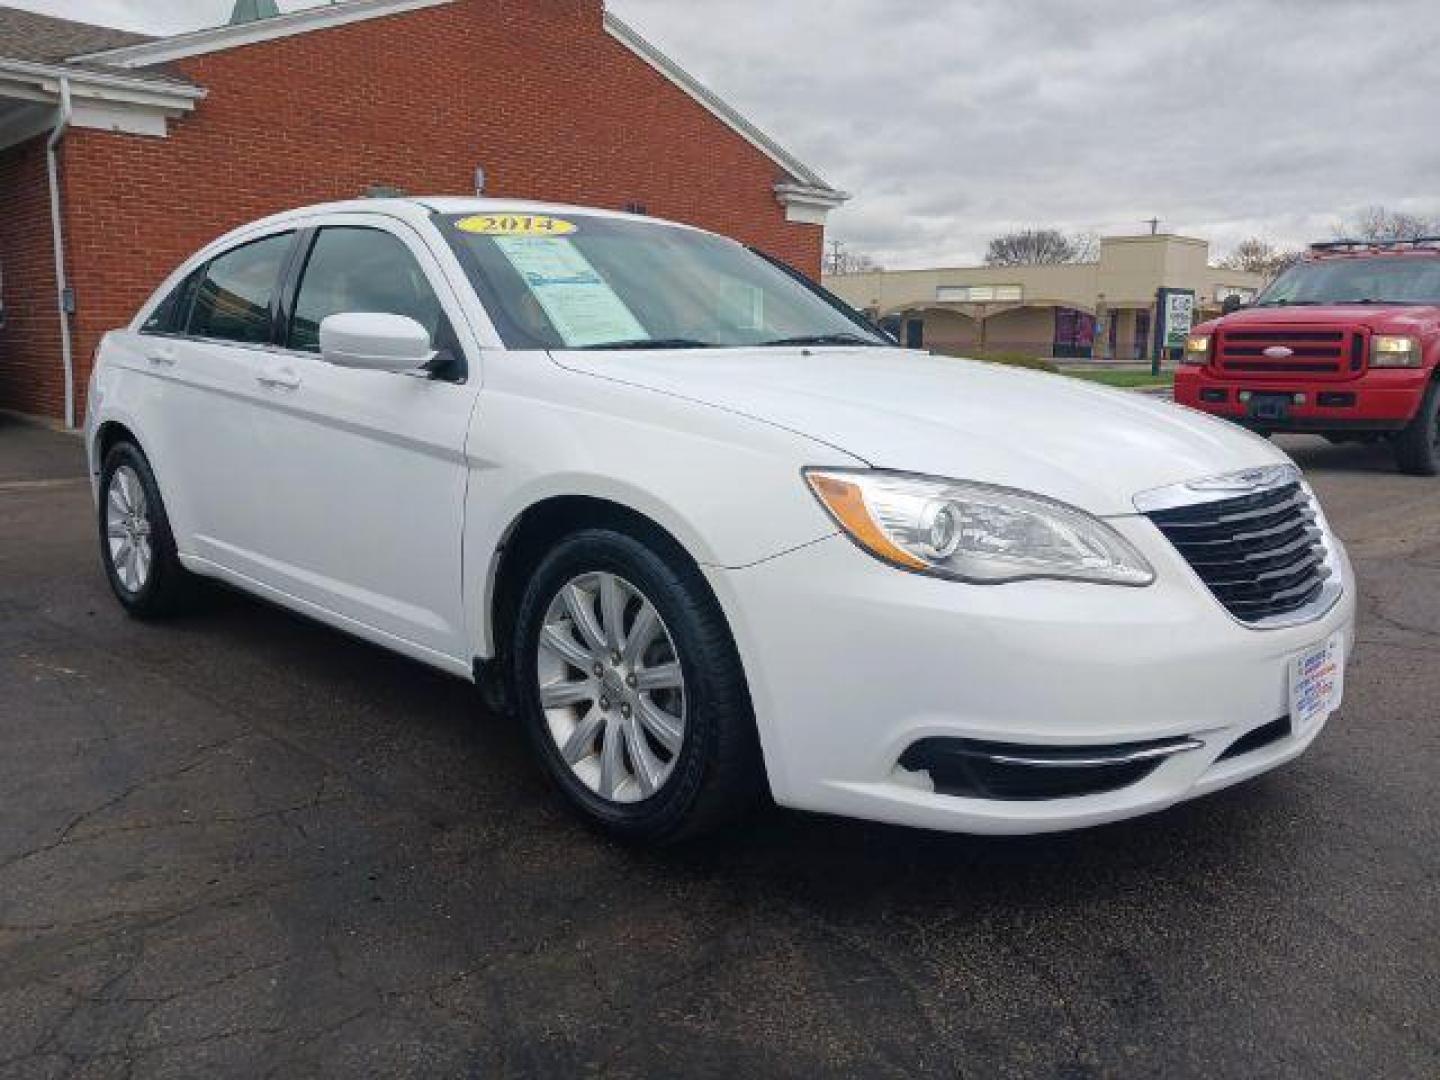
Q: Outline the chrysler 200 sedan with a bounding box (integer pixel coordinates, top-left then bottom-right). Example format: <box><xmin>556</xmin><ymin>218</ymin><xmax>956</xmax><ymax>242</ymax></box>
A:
<box><xmin>87</xmin><ymin>199</ymin><xmax>1355</xmax><ymax>842</ymax></box>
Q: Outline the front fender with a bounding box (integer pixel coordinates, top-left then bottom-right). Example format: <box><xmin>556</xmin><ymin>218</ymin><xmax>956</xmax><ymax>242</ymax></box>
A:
<box><xmin>461</xmin><ymin>355</ymin><xmax>856</xmax><ymax>659</ymax></box>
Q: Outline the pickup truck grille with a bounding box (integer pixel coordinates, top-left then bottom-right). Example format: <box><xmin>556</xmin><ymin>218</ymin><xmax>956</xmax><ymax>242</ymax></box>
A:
<box><xmin>1215</xmin><ymin>327</ymin><xmax>1364</xmax><ymax>381</ymax></box>
<box><xmin>1146</xmin><ymin>481</ymin><xmax>1331</xmax><ymax>624</ymax></box>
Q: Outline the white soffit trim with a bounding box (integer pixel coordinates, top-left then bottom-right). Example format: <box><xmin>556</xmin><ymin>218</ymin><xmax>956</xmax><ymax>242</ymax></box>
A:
<box><xmin>72</xmin><ymin>0</ymin><xmax>457</xmax><ymax>68</ymax></box>
<box><xmin>0</xmin><ymin>59</ymin><xmax>205</xmax><ymax>106</ymax></box>
<box><xmin>0</xmin><ymin>60</ymin><xmax>204</xmax><ymax>146</ymax></box>
<box><xmin>602</xmin><ymin>11</ymin><xmax>847</xmax><ymax>209</ymax></box>
<box><xmin>774</xmin><ymin>182</ymin><xmax>849</xmax><ymax>225</ymax></box>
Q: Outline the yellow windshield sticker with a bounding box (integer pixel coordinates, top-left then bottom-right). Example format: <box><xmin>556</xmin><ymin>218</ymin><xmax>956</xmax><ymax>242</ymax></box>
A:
<box><xmin>455</xmin><ymin>214</ymin><xmax>577</xmax><ymax>237</ymax></box>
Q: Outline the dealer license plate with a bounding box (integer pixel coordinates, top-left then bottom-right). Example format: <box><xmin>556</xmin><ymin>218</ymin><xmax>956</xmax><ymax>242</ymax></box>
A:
<box><xmin>1247</xmin><ymin>393</ymin><xmax>1292</xmax><ymax>422</ymax></box>
<box><xmin>1289</xmin><ymin>632</ymin><xmax>1344</xmax><ymax>731</ymax></box>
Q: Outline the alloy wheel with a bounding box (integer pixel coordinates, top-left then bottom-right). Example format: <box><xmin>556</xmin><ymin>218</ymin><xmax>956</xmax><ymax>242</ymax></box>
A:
<box><xmin>105</xmin><ymin>465</ymin><xmax>153</xmax><ymax>594</ymax></box>
<box><xmin>536</xmin><ymin>572</ymin><xmax>687</xmax><ymax>804</ymax></box>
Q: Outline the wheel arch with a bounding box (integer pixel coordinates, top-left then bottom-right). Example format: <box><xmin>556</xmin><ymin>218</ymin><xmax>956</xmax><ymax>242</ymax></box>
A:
<box><xmin>94</xmin><ymin>419</ymin><xmax>143</xmax><ymax>469</ymax></box>
<box><xmin>483</xmin><ymin>494</ymin><xmax>718</xmax><ymax>672</ymax></box>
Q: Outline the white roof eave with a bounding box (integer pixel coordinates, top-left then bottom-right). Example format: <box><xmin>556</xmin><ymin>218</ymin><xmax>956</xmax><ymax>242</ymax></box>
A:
<box><xmin>0</xmin><ymin>58</ymin><xmax>206</xmax><ymax>109</ymax></box>
<box><xmin>70</xmin><ymin>0</ymin><xmax>457</xmax><ymax>68</ymax></box>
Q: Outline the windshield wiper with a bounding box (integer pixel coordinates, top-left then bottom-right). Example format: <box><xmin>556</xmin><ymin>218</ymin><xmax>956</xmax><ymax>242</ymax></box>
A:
<box><xmin>1256</xmin><ymin>299</ymin><xmax>1322</xmax><ymax>307</ymax></box>
<box><xmin>757</xmin><ymin>332</ymin><xmax>884</xmax><ymax>348</ymax></box>
<box><xmin>580</xmin><ymin>338</ymin><xmax>715</xmax><ymax>351</ymax></box>
<box><xmin>1337</xmin><ymin>298</ymin><xmax>1421</xmax><ymax>306</ymax></box>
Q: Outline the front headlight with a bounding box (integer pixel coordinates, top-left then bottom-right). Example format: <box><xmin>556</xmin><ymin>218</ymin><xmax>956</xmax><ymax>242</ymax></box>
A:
<box><xmin>804</xmin><ymin>469</ymin><xmax>1155</xmax><ymax>586</ymax></box>
<box><xmin>1370</xmin><ymin>335</ymin><xmax>1422</xmax><ymax>368</ymax></box>
<box><xmin>1181</xmin><ymin>334</ymin><xmax>1210</xmax><ymax>365</ymax></box>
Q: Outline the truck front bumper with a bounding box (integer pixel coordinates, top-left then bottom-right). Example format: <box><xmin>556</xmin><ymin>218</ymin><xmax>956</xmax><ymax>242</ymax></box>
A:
<box><xmin>1175</xmin><ymin>366</ymin><xmax>1427</xmax><ymax>430</ymax></box>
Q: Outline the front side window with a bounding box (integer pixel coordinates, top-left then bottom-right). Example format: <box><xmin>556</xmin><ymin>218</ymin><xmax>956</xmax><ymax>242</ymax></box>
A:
<box><xmin>289</xmin><ymin>227</ymin><xmax>449</xmax><ymax>353</ymax></box>
<box><xmin>187</xmin><ymin>233</ymin><xmax>294</xmax><ymax>344</ymax></box>
<box><xmin>440</xmin><ymin>212</ymin><xmax>886</xmax><ymax>351</ymax></box>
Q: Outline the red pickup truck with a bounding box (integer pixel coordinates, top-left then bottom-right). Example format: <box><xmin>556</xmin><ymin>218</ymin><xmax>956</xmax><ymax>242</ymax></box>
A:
<box><xmin>1175</xmin><ymin>239</ymin><xmax>1440</xmax><ymax>475</ymax></box>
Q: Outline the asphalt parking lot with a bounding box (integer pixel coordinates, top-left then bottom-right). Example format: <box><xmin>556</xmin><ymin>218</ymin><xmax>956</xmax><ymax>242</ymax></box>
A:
<box><xmin>1</xmin><ymin>413</ymin><xmax>1437</xmax><ymax>1079</ymax></box>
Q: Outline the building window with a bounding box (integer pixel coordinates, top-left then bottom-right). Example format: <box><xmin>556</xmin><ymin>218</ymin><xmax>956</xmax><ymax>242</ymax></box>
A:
<box><xmin>1135</xmin><ymin>309</ymin><xmax>1151</xmax><ymax>361</ymax></box>
<box><xmin>936</xmin><ymin>284</ymin><xmax>1023</xmax><ymax>303</ymax></box>
<box><xmin>1053</xmin><ymin>308</ymin><xmax>1096</xmax><ymax>359</ymax></box>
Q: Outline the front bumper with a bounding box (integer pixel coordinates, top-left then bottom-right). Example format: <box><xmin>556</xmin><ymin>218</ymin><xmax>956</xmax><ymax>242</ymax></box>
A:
<box><xmin>706</xmin><ymin>519</ymin><xmax>1355</xmax><ymax>835</ymax></box>
<box><xmin>1175</xmin><ymin>366</ymin><xmax>1427</xmax><ymax>430</ymax></box>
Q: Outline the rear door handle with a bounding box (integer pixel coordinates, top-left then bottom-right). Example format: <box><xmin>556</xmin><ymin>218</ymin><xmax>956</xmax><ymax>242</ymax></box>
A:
<box><xmin>145</xmin><ymin>345</ymin><xmax>177</xmax><ymax>367</ymax></box>
<box><xmin>256</xmin><ymin>365</ymin><xmax>301</xmax><ymax>391</ymax></box>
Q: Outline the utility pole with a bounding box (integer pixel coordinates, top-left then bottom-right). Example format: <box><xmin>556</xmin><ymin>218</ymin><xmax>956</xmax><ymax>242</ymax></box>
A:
<box><xmin>827</xmin><ymin>239</ymin><xmax>846</xmax><ymax>276</ymax></box>
<box><xmin>1145</xmin><ymin>217</ymin><xmax>1160</xmax><ymax>236</ymax></box>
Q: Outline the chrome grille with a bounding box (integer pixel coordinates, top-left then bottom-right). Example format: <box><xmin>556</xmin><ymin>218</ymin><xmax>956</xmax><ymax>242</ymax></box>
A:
<box><xmin>1215</xmin><ymin>327</ymin><xmax>1362</xmax><ymax>381</ymax></box>
<box><xmin>1146</xmin><ymin>481</ymin><xmax>1332</xmax><ymax>624</ymax></box>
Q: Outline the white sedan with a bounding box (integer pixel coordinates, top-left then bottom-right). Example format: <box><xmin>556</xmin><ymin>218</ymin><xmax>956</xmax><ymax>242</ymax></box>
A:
<box><xmin>87</xmin><ymin>199</ymin><xmax>1355</xmax><ymax>842</ymax></box>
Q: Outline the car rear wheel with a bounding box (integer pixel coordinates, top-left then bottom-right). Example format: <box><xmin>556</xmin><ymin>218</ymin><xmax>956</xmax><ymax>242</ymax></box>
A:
<box><xmin>1393</xmin><ymin>379</ymin><xmax>1440</xmax><ymax>476</ymax></box>
<box><xmin>510</xmin><ymin>528</ymin><xmax>763</xmax><ymax>843</ymax></box>
<box><xmin>98</xmin><ymin>442</ymin><xmax>195</xmax><ymax>617</ymax></box>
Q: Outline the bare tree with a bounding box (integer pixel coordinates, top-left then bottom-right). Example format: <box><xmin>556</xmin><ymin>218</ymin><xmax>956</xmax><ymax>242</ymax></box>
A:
<box><xmin>1337</xmin><ymin>206</ymin><xmax>1440</xmax><ymax>242</ymax></box>
<box><xmin>825</xmin><ymin>241</ymin><xmax>884</xmax><ymax>276</ymax></box>
<box><xmin>1219</xmin><ymin>238</ymin><xmax>1301</xmax><ymax>280</ymax></box>
<box><xmin>1070</xmin><ymin>232</ymin><xmax>1100</xmax><ymax>264</ymax></box>
<box><xmin>984</xmin><ymin>229</ymin><xmax>1084</xmax><ymax>266</ymax></box>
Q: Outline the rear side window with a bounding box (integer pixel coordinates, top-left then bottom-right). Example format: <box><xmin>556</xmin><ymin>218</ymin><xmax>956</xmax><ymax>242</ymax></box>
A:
<box><xmin>141</xmin><ymin>268</ymin><xmax>202</xmax><ymax>335</ymax></box>
<box><xmin>187</xmin><ymin>233</ymin><xmax>294</xmax><ymax>345</ymax></box>
<box><xmin>288</xmin><ymin>227</ymin><xmax>449</xmax><ymax>353</ymax></box>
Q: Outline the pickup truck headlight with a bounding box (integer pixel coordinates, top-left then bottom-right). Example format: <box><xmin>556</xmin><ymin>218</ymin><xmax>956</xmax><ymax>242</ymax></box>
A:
<box><xmin>804</xmin><ymin>469</ymin><xmax>1155</xmax><ymax>585</ymax></box>
<box><xmin>1371</xmin><ymin>335</ymin><xmax>1422</xmax><ymax>368</ymax></box>
<box><xmin>1180</xmin><ymin>335</ymin><xmax>1210</xmax><ymax>365</ymax></box>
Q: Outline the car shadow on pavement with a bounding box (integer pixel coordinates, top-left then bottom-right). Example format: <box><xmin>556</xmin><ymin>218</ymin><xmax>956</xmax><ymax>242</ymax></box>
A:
<box><xmin>180</xmin><ymin>576</ymin><xmax>1300</xmax><ymax>865</ymax></box>
<box><xmin>185</xmin><ymin>576</ymin><xmax>1312</xmax><ymax>910</ymax></box>
<box><xmin>1274</xmin><ymin>433</ymin><xmax>1411</xmax><ymax>475</ymax></box>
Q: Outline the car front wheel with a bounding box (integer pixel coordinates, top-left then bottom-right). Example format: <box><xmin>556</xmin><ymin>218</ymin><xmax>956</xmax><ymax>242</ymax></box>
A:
<box><xmin>510</xmin><ymin>528</ymin><xmax>763</xmax><ymax>843</ymax></box>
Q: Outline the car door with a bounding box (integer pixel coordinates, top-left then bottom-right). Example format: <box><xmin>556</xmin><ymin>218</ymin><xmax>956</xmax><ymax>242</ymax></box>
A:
<box><xmin>134</xmin><ymin>229</ymin><xmax>299</xmax><ymax>566</ymax></box>
<box><xmin>239</xmin><ymin>215</ymin><xmax>480</xmax><ymax>665</ymax></box>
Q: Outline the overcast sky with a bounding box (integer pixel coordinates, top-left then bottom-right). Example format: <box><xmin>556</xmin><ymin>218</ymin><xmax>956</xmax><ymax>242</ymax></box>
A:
<box><xmin>15</xmin><ymin>0</ymin><xmax>1440</xmax><ymax>267</ymax></box>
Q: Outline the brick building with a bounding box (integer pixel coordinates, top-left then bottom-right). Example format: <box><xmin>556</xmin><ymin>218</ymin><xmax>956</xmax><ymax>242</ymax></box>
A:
<box><xmin>0</xmin><ymin>0</ymin><xmax>846</xmax><ymax>424</ymax></box>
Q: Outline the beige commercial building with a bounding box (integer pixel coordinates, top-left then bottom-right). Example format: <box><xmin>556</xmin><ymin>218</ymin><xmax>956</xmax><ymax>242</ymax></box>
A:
<box><xmin>825</xmin><ymin>234</ymin><xmax>1267</xmax><ymax>361</ymax></box>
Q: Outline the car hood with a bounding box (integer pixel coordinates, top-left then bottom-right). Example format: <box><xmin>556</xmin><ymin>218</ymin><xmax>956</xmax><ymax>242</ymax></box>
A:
<box><xmin>1196</xmin><ymin>303</ymin><xmax>1440</xmax><ymax>335</ymax></box>
<box><xmin>552</xmin><ymin>348</ymin><xmax>1286</xmax><ymax>516</ymax></box>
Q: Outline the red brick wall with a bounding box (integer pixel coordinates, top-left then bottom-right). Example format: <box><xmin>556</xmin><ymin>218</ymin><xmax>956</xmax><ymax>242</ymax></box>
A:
<box><xmin>0</xmin><ymin>137</ymin><xmax>66</xmax><ymax>418</ymax></box>
<box><xmin>42</xmin><ymin>0</ymin><xmax>824</xmax><ymax>420</ymax></box>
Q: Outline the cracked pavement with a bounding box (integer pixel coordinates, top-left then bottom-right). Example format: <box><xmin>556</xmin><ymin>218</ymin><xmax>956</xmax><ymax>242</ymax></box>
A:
<box><xmin>1</xmin><ymin>413</ymin><xmax>1436</xmax><ymax>1078</ymax></box>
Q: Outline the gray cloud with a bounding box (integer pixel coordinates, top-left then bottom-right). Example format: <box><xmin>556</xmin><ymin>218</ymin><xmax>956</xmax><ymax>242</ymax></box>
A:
<box><xmin>17</xmin><ymin>0</ymin><xmax>1440</xmax><ymax>266</ymax></box>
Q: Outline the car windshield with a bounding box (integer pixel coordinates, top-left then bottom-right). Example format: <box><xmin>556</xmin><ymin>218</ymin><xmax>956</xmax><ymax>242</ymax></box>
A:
<box><xmin>438</xmin><ymin>211</ymin><xmax>887</xmax><ymax>351</ymax></box>
<box><xmin>1255</xmin><ymin>255</ymin><xmax>1440</xmax><ymax>307</ymax></box>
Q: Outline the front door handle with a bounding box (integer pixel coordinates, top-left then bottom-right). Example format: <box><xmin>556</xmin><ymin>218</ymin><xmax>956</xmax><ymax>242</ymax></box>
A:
<box><xmin>256</xmin><ymin>366</ymin><xmax>301</xmax><ymax>391</ymax></box>
<box><xmin>145</xmin><ymin>345</ymin><xmax>177</xmax><ymax>367</ymax></box>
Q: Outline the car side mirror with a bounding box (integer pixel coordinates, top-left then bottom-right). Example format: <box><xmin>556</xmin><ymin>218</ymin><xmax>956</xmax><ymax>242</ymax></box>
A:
<box><xmin>1221</xmin><ymin>294</ymin><xmax>1245</xmax><ymax>315</ymax></box>
<box><xmin>319</xmin><ymin>312</ymin><xmax>435</xmax><ymax>372</ymax></box>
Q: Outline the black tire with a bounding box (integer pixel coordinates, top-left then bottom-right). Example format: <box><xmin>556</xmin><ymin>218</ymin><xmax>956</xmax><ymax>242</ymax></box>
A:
<box><xmin>509</xmin><ymin>528</ymin><xmax>764</xmax><ymax>844</ymax></box>
<box><xmin>1393</xmin><ymin>378</ymin><xmax>1440</xmax><ymax>476</ymax></box>
<box><xmin>98</xmin><ymin>441</ymin><xmax>195</xmax><ymax>618</ymax></box>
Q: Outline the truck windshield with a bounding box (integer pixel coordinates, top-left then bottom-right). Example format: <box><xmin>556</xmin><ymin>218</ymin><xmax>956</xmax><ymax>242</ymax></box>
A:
<box><xmin>1255</xmin><ymin>255</ymin><xmax>1440</xmax><ymax>307</ymax></box>
<box><xmin>438</xmin><ymin>212</ymin><xmax>886</xmax><ymax>351</ymax></box>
